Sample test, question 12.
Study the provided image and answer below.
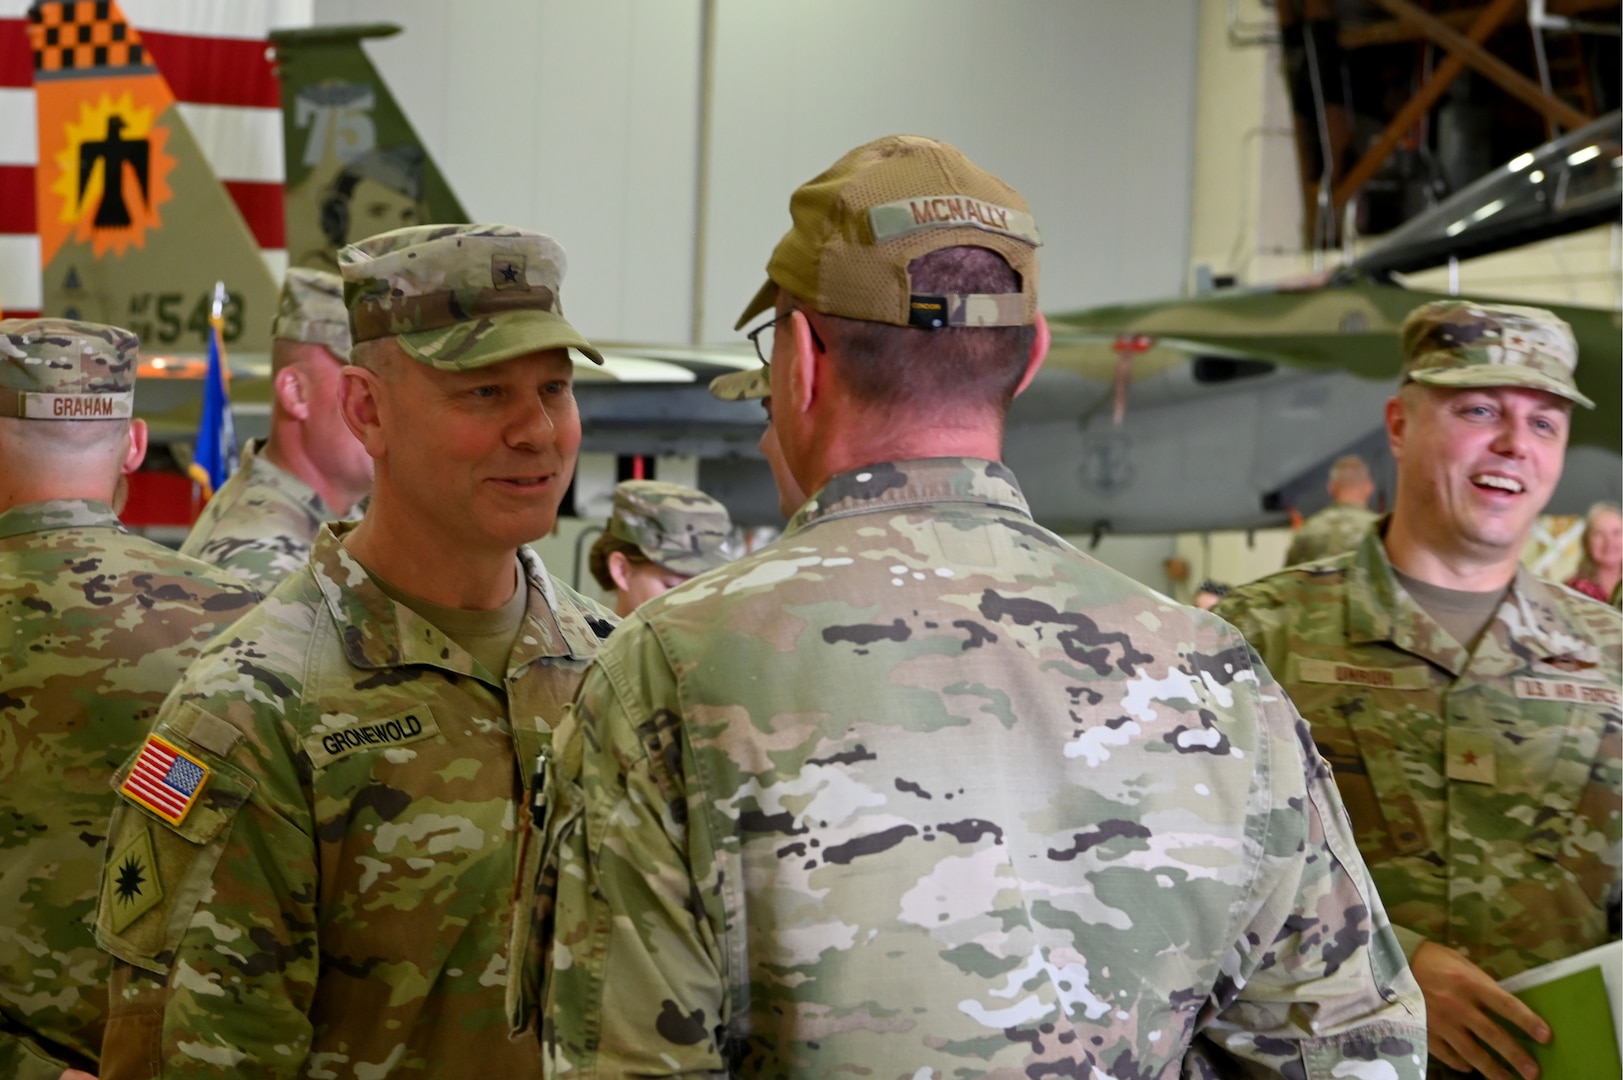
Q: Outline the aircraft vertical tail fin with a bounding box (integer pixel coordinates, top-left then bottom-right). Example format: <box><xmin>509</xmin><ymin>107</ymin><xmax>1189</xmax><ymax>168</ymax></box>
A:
<box><xmin>28</xmin><ymin>0</ymin><xmax>277</xmax><ymax>354</ymax></box>
<box><xmin>270</xmin><ymin>23</ymin><xmax>471</xmax><ymax>272</ymax></box>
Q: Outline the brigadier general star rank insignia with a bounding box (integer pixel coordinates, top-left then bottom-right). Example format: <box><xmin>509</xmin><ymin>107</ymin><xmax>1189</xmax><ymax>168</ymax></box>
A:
<box><xmin>492</xmin><ymin>254</ymin><xmax>526</xmax><ymax>288</ymax></box>
<box><xmin>104</xmin><ymin>826</ymin><xmax>164</xmax><ymax>934</ymax></box>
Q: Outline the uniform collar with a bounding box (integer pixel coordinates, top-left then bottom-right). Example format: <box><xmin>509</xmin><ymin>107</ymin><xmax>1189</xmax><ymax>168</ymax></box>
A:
<box><xmin>307</xmin><ymin>522</ymin><xmax>600</xmax><ymax>682</ymax></box>
<box><xmin>1490</xmin><ymin>564</ymin><xmax>1610</xmax><ymax>677</ymax></box>
<box><xmin>240</xmin><ymin>437</ymin><xmax>336</xmax><ymax>519</ymax></box>
<box><xmin>0</xmin><ymin>498</ymin><xmax>124</xmax><ymax>541</ymax></box>
<box><xmin>1345</xmin><ymin>520</ymin><xmax>1600</xmax><ymax>677</ymax></box>
<box><xmin>786</xmin><ymin>457</ymin><xmax>1030</xmax><ymax>535</ymax></box>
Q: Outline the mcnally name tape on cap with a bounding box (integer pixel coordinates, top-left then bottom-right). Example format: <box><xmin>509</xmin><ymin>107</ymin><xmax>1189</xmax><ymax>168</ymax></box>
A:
<box><xmin>869</xmin><ymin>196</ymin><xmax>1040</xmax><ymax>245</ymax></box>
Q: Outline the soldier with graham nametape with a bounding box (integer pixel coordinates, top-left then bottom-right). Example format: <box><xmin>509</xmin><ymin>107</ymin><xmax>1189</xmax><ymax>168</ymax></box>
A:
<box><xmin>0</xmin><ymin>319</ymin><xmax>257</xmax><ymax>1080</ymax></box>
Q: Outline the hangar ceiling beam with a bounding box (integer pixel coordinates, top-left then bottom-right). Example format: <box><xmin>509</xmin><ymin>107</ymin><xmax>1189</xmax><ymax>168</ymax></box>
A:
<box><xmin>1330</xmin><ymin>0</ymin><xmax>1590</xmax><ymax>214</ymax></box>
<box><xmin>1340</xmin><ymin>5</ymin><xmax>1506</xmax><ymax>49</ymax></box>
<box><xmin>1370</xmin><ymin>0</ymin><xmax>1592</xmax><ymax>130</ymax></box>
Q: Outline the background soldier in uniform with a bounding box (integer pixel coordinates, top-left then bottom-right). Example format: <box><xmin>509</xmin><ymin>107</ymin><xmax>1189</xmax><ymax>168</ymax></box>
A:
<box><xmin>587</xmin><ymin>479</ymin><xmax>733</xmax><ymax>617</ymax></box>
<box><xmin>1284</xmin><ymin>453</ymin><xmax>1380</xmax><ymax>566</ymax></box>
<box><xmin>537</xmin><ymin>136</ymin><xmax>1425</xmax><ymax>1078</ymax></box>
<box><xmin>0</xmin><ymin>319</ymin><xmax>257</xmax><ymax>1080</ymax></box>
<box><xmin>181</xmin><ymin>267</ymin><xmax>373</xmax><ymax>591</ymax></box>
<box><xmin>1219</xmin><ymin>301</ymin><xmax>1622</xmax><ymax>1080</ymax></box>
<box><xmin>93</xmin><ymin>226</ymin><xmax>614</xmax><ymax>1079</ymax></box>
<box><xmin>1192</xmin><ymin>578</ymin><xmax>1231</xmax><ymax>610</ymax></box>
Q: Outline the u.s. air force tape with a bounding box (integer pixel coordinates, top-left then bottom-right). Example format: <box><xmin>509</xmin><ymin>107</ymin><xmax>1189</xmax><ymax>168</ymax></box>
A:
<box><xmin>0</xmin><ymin>388</ymin><xmax>135</xmax><ymax>419</ymax></box>
<box><xmin>304</xmin><ymin>706</ymin><xmax>441</xmax><ymax>767</ymax></box>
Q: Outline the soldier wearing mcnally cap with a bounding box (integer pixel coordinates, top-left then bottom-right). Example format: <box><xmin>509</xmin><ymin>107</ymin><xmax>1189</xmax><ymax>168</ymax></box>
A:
<box><xmin>93</xmin><ymin>225</ymin><xmax>616</xmax><ymax>1079</ymax></box>
<box><xmin>587</xmin><ymin>480</ymin><xmax>734</xmax><ymax>617</ymax></box>
<box><xmin>535</xmin><ymin>136</ymin><xmax>1425</xmax><ymax>1077</ymax></box>
<box><xmin>1219</xmin><ymin>300</ymin><xmax>1622</xmax><ymax>1080</ymax></box>
<box><xmin>179</xmin><ymin>267</ymin><xmax>374</xmax><ymax>591</ymax></box>
<box><xmin>0</xmin><ymin>319</ymin><xmax>259</xmax><ymax>1080</ymax></box>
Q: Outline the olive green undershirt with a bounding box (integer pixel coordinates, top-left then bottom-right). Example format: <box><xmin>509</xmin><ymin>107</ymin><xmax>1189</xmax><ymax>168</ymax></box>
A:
<box><xmin>1392</xmin><ymin>567</ymin><xmax>1509</xmax><ymax>652</ymax></box>
<box><xmin>370</xmin><ymin>563</ymin><xmax>529</xmax><ymax>681</ymax></box>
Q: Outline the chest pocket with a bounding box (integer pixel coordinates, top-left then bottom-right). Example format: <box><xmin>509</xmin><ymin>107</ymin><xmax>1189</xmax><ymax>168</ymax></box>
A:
<box><xmin>1506</xmin><ymin>677</ymin><xmax>1621</xmax><ymax>903</ymax></box>
<box><xmin>1288</xmin><ymin>655</ymin><xmax>1438</xmax><ymax>860</ymax></box>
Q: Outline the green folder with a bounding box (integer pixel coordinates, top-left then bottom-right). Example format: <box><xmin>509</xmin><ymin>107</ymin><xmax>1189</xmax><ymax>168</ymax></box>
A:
<box><xmin>1505</xmin><ymin>965</ymin><xmax>1622</xmax><ymax>1079</ymax></box>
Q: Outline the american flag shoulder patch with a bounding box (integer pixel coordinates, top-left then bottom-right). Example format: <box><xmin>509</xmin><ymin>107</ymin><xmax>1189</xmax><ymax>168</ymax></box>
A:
<box><xmin>120</xmin><ymin>734</ymin><xmax>211</xmax><ymax>826</ymax></box>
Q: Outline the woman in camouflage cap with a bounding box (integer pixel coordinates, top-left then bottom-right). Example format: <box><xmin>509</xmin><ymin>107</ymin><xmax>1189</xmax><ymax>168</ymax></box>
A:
<box><xmin>588</xmin><ymin>479</ymin><xmax>733</xmax><ymax>616</ymax></box>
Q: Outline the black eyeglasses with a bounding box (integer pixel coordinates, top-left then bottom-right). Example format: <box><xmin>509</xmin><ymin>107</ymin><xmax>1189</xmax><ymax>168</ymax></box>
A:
<box><xmin>743</xmin><ymin>308</ymin><xmax>824</xmax><ymax>366</ymax></box>
<box><xmin>744</xmin><ymin>310</ymin><xmax>793</xmax><ymax>366</ymax></box>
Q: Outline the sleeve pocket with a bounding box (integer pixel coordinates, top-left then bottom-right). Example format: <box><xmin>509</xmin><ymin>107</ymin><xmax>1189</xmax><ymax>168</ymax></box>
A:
<box><xmin>95</xmin><ymin>707</ymin><xmax>256</xmax><ymax>973</ymax></box>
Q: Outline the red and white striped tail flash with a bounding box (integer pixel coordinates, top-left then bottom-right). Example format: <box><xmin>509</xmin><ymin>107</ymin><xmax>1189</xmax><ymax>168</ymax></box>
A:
<box><xmin>0</xmin><ymin>0</ymin><xmax>299</xmax><ymax>318</ymax></box>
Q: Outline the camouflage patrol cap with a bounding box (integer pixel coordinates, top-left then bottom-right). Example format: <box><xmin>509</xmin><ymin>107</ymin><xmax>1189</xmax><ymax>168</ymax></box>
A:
<box><xmin>272</xmin><ymin>268</ymin><xmax>351</xmax><ymax>360</ymax></box>
<box><xmin>607</xmin><ymin>480</ymin><xmax>733</xmax><ymax>576</ymax></box>
<box><xmin>1401</xmin><ymin>300</ymin><xmax>1594</xmax><ymax>410</ymax></box>
<box><xmin>0</xmin><ymin>318</ymin><xmax>137</xmax><ymax>420</ymax></box>
<box><xmin>735</xmin><ymin>134</ymin><xmax>1042</xmax><ymax>332</ymax></box>
<box><xmin>708</xmin><ymin>365</ymin><xmax>768</xmax><ymax>402</ymax></box>
<box><xmin>338</xmin><ymin>223</ymin><xmax>604</xmax><ymax>369</ymax></box>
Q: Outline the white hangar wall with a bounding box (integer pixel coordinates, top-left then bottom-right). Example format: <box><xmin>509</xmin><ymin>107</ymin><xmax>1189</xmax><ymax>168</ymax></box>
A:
<box><xmin>313</xmin><ymin>0</ymin><xmax>1201</xmax><ymax>345</ymax></box>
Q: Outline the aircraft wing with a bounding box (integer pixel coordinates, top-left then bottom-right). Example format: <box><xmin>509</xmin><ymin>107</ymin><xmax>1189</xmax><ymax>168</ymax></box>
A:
<box><xmin>134</xmin><ymin>343</ymin><xmax>761</xmax><ymax>447</ymax></box>
<box><xmin>576</xmin><ymin>344</ymin><xmax>767</xmax><ymax>459</ymax></box>
<box><xmin>1046</xmin><ymin>276</ymin><xmax>1622</xmax><ymax>453</ymax></box>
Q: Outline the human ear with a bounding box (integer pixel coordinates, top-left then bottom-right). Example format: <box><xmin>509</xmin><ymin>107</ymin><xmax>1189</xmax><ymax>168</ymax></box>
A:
<box><xmin>122</xmin><ymin>418</ymin><xmax>149</xmax><ymax>475</ymax></box>
<box><xmin>1384</xmin><ymin>395</ymin><xmax>1407</xmax><ymax>463</ymax></box>
<box><xmin>275</xmin><ymin>365</ymin><xmax>311</xmax><ymax>422</ymax></box>
<box><xmin>339</xmin><ymin>366</ymin><xmax>386</xmax><ymax>458</ymax></box>
<box><xmin>1011</xmin><ymin>312</ymin><xmax>1050</xmax><ymax>398</ymax></box>
<box><xmin>607</xmin><ymin>549</ymin><xmax>634</xmax><ymax>592</ymax></box>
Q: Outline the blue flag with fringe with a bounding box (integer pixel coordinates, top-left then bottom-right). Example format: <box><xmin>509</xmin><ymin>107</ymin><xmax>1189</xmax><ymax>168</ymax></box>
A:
<box><xmin>187</xmin><ymin>302</ymin><xmax>236</xmax><ymax>501</ymax></box>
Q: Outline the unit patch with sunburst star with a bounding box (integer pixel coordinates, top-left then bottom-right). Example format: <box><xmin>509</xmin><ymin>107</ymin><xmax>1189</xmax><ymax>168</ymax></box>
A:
<box><xmin>103</xmin><ymin>825</ymin><xmax>164</xmax><ymax>935</ymax></box>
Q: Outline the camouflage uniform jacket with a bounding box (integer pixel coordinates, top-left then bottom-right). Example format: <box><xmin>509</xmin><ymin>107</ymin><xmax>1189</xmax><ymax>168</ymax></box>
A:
<box><xmin>537</xmin><ymin>457</ymin><xmax>1425</xmax><ymax>1079</ymax></box>
<box><xmin>95</xmin><ymin>521</ymin><xmax>614</xmax><ymax>1079</ymax></box>
<box><xmin>1218</xmin><ymin>527</ymin><xmax>1623</xmax><ymax>982</ymax></box>
<box><xmin>179</xmin><ymin>438</ymin><xmax>356</xmax><ymax>591</ymax></box>
<box><xmin>1284</xmin><ymin>503</ymin><xmax>1380</xmax><ymax>567</ymax></box>
<box><xmin>0</xmin><ymin>500</ymin><xmax>259</xmax><ymax>1080</ymax></box>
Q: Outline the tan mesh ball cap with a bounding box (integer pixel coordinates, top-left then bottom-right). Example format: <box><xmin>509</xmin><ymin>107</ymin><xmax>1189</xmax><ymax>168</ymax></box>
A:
<box><xmin>735</xmin><ymin>135</ymin><xmax>1041</xmax><ymax>332</ymax></box>
<box><xmin>1400</xmin><ymin>300</ymin><xmax>1594</xmax><ymax>410</ymax></box>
